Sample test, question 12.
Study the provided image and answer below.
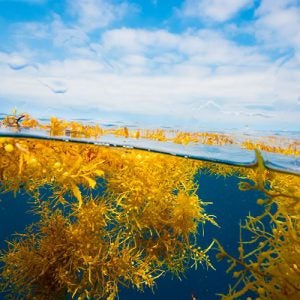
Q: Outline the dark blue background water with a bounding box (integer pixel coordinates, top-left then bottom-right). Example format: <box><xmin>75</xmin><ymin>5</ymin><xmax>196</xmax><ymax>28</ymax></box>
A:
<box><xmin>0</xmin><ymin>171</ymin><xmax>264</xmax><ymax>300</ymax></box>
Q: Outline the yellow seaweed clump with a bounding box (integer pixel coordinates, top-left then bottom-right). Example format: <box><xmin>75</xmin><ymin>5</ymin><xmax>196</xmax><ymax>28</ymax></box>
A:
<box><xmin>0</xmin><ymin>138</ymin><xmax>106</xmax><ymax>206</ymax></box>
<box><xmin>237</xmin><ymin>150</ymin><xmax>300</xmax><ymax>215</ymax></box>
<box><xmin>0</xmin><ymin>200</ymin><xmax>161</xmax><ymax>299</ymax></box>
<box><xmin>214</xmin><ymin>151</ymin><xmax>300</xmax><ymax>299</ymax></box>
<box><xmin>0</xmin><ymin>211</ymin><xmax>71</xmax><ymax>299</ymax></box>
<box><xmin>215</xmin><ymin>209</ymin><xmax>300</xmax><ymax>300</ymax></box>
<box><xmin>0</xmin><ymin>137</ymin><xmax>216</xmax><ymax>299</ymax></box>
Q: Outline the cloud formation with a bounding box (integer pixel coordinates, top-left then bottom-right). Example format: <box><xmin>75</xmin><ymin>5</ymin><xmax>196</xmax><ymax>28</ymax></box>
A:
<box><xmin>67</xmin><ymin>0</ymin><xmax>135</xmax><ymax>31</ymax></box>
<box><xmin>254</xmin><ymin>0</ymin><xmax>300</xmax><ymax>55</ymax></box>
<box><xmin>0</xmin><ymin>0</ymin><xmax>299</xmax><ymax>130</ymax></box>
<box><xmin>181</xmin><ymin>0</ymin><xmax>253</xmax><ymax>22</ymax></box>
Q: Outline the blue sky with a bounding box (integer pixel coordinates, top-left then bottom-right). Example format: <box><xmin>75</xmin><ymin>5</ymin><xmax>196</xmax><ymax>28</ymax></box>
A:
<box><xmin>0</xmin><ymin>0</ymin><xmax>300</xmax><ymax>130</ymax></box>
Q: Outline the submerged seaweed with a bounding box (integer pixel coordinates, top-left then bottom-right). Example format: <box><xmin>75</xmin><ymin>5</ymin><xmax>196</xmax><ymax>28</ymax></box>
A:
<box><xmin>0</xmin><ymin>113</ymin><xmax>299</xmax><ymax>299</ymax></box>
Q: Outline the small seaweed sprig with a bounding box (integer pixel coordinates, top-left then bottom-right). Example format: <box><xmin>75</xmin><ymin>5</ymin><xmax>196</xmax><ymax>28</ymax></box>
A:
<box><xmin>214</xmin><ymin>209</ymin><xmax>300</xmax><ymax>299</ymax></box>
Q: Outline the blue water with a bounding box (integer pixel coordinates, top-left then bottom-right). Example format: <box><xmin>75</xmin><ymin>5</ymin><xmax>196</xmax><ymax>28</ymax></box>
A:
<box><xmin>0</xmin><ymin>169</ymin><xmax>265</xmax><ymax>299</ymax></box>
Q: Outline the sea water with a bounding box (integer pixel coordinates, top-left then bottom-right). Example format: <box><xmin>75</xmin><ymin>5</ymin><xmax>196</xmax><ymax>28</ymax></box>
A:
<box><xmin>0</xmin><ymin>118</ymin><xmax>299</xmax><ymax>300</ymax></box>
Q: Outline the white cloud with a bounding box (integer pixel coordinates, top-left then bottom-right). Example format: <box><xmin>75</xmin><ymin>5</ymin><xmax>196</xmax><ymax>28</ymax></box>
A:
<box><xmin>50</xmin><ymin>16</ymin><xmax>90</xmax><ymax>49</ymax></box>
<box><xmin>101</xmin><ymin>28</ymin><xmax>269</xmax><ymax>74</ymax></box>
<box><xmin>102</xmin><ymin>28</ymin><xmax>179</xmax><ymax>55</ymax></box>
<box><xmin>255</xmin><ymin>0</ymin><xmax>298</xmax><ymax>15</ymax></box>
<box><xmin>254</xmin><ymin>0</ymin><xmax>300</xmax><ymax>59</ymax></box>
<box><xmin>10</xmin><ymin>21</ymin><xmax>49</xmax><ymax>41</ymax></box>
<box><xmin>9</xmin><ymin>16</ymin><xmax>97</xmax><ymax>60</ymax></box>
<box><xmin>0</xmin><ymin>50</ymin><xmax>38</xmax><ymax>71</ymax></box>
<box><xmin>67</xmin><ymin>0</ymin><xmax>134</xmax><ymax>31</ymax></box>
<box><xmin>1</xmin><ymin>53</ymin><xmax>29</xmax><ymax>70</ymax></box>
<box><xmin>181</xmin><ymin>0</ymin><xmax>253</xmax><ymax>22</ymax></box>
<box><xmin>245</xmin><ymin>0</ymin><xmax>300</xmax><ymax>70</ymax></box>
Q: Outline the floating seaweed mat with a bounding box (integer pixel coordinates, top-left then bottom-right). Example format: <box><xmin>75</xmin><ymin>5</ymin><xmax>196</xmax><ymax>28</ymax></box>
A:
<box><xmin>0</xmin><ymin>112</ymin><xmax>299</xmax><ymax>174</ymax></box>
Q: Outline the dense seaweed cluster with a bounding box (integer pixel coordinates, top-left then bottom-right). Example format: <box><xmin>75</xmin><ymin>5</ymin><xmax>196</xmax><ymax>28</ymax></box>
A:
<box><xmin>0</xmin><ymin>137</ymin><xmax>215</xmax><ymax>299</ymax></box>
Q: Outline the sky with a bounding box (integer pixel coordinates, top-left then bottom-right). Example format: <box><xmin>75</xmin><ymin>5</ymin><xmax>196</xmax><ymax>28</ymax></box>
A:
<box><xmin>0</xmin><ymin>0</ymin><xmax>300</xmax><ymax>130</ymax></box>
